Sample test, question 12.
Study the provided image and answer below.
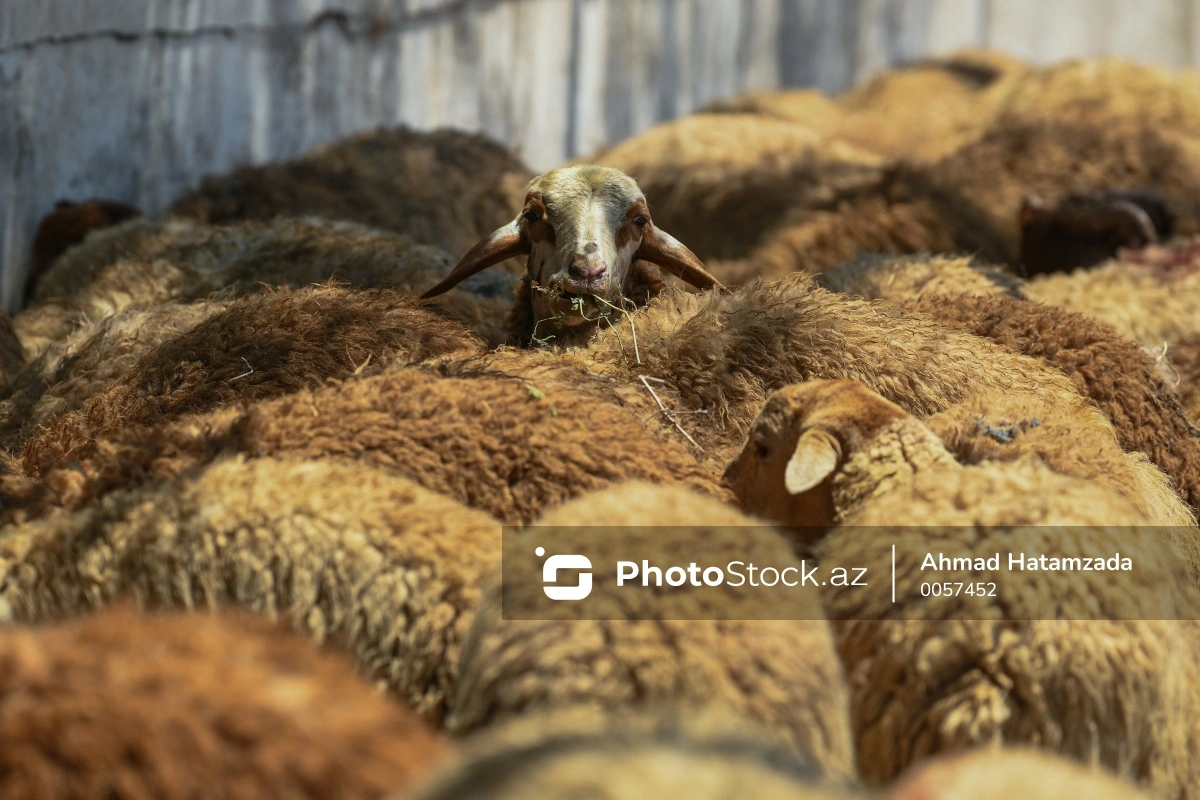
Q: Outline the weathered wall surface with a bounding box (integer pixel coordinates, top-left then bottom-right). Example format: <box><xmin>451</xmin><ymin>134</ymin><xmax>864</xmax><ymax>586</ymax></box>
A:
<box><xmin>3</xmin><ymin>0</ymin><xmax>1199</xmax><ymax>311</ymax></box>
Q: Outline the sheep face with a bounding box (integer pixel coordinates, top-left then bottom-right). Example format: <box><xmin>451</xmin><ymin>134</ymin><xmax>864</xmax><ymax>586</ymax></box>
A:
<box><xmin>1018</xmin><ymin>190</ymin><xmax>1167</xmax><ymax>276</ymax></box>
<box><xmin>723</xmin><ymin>379</ymin><xmax>908</xmax><ymax>531</ymax></box>
<box><xmin>522</xmin><ymin>165</ymin><xmax>647</xmax><ymax>325</ymax></box>
<box><xmin>421</xmin><ymin>164</ymin><xmax>724</xmax><ymax>328</ymax></box>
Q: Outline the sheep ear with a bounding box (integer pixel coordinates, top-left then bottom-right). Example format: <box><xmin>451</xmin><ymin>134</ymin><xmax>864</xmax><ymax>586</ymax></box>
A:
<box><xmin>784</xmin><ymin>428</ymin><xmax>842</xmax><ymax>495</ymax></box>
<box><xmin>635</xmin><ymin>224</ymin><xmax>728</xmax><ymax>294</ymax></box>
<box><xmin>421</xmin><ymin>219</ymin><xmax>530</xmax><ymax>299</ymax></box>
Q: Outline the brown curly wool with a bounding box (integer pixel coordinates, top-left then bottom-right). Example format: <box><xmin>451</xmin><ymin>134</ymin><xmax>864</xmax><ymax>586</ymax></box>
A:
<box><xmin>913</xmin><ymin>117</ymin><xmax>1200</xmax><ymax>266</ymax></box>
<box><xmin>1</xmin><ymin>457</ymin><xmax>501</xmax><ymax>720</ymax></box>
<box><xmin>903</xmin><ymin>292</ymin><xmax>1200</xmax><ymax>515</ymax></box>
<box><xmin>448</xmin><ymin>482</ymin><xmax>855</xmax><ymax>780</ymax></box>
<box><xmin>21</xmin><ymin>285</ymin><xmax>482</xmax><ymax>474</ymax></box>
<box><xmin>21</xmin><ymin>360</ymin><xmax>725</xmax><ymax>526</ymax></box>
<box><xmin>888</xmin><ymin>748</ymin><xmax>1160</xmax><ymax>800</ymax></box>
<box><xmin>0</xmin><ymin>309</ymin><xmax>24</xmax><ymax>384</ymax></box>
<box><xmin>0</xmin><ymin>299</ymin><xmax>231</xmax><ymax>452</ymax></box>
<box><xmin>167</xmin><ymin>126</ymin><xmax>533</xmax><ymax>255</ymax></box>
<box><xmin>228</xmin><ymin>366</ymin><xmax>727</xmax><ymax>525</ymax></box>
<box><xmin>0</xmin><ymin>604</ymin><xmax>448</xmax><ymax>800</ymax></box>
<box><xmin>592</xmin><ymin>112</ymin><xmax>885</xmax><ymax>262</ymax></box>
<box><xmin>411</xmin><ymin>708</ymin><xmax>863</xmax><ymax>800</ymax></box>
<box><xmin>574</xmin><ymin>277</ymin><xmax>1193</xmax><ymax>524</ymax></box>
<box><xmin>16</xmin><ymin>216</ymin><xmax>489</xmax><ymax>357</ymax></box>
<box><xmin>1169</xmin><ymin>333</ymin><xmax>1200</xmax><ymax>422</ymax></box>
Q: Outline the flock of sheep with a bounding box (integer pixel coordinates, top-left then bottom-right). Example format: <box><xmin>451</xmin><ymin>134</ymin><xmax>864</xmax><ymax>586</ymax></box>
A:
<box><xmin>5</xmin><ymin>48</ymin><xmax>1200</xmax><ymax>798</ymax></box>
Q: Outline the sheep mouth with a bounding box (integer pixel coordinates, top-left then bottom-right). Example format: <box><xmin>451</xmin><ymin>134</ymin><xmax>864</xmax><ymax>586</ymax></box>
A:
<box><xmin>547</xmin><ymin>292</ymin><xmax>599</xmax><ymax>318</ymax></box>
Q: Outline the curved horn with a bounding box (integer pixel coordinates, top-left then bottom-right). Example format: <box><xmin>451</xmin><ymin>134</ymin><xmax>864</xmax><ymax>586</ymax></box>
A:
<box><xmin>635</xmin><ymin>225</ymin><xmax>728</xmax><ymax>294</ymax></box>
<box><xmin>421</xmin><ymin>219</ymin><xmax>530</xmax><ymax>299</ymax></box>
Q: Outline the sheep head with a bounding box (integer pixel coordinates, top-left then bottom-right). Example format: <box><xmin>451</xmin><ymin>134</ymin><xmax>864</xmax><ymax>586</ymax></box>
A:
<box><xmin>1018</xmin><ymin>189</ymin><xmax>1169</xmax><ymax>276</ymax></box>
<box><xmin>723</xmin><ymin>379</ymin><xmax>910</xmax><ymax>534</ymax></box>
<box><xmin>421</xmin><ymin>164</ymin><xmax>724</xmax><ymax>326</ymax></box>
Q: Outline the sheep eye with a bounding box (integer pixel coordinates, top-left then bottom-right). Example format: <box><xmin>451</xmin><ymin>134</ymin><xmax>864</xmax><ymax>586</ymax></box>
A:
<box><xmin>523</xmin><ymin>210</ymin><xmax>541</xmax><ymax>224</ymax></box>
<box><xmin>634</xmin><ymin>215</ymin><xmax>648</xmax><ymax>228</ymax></box>
<box><xmin>755</xmin><ymin>443</ymin><xmax>770</xmax><ymax>458</ymax></box>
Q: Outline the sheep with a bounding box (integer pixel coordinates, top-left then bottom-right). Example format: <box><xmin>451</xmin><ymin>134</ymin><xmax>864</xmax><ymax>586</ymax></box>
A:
<box><xmin>0</xmin><ymin>309</ymin><xmax>24</xmax><ymax>383</ymax></box>
<box><xmin>18</xmin><ymin>216</ymin><xmax>492</xmax><ymax>356</ymax></box>
<box><xmin>167</xmin><ymin>126</ymin><xmax>535</xmax><ymax>256</ymax></box>
<box><xmin>703</xmin><ymin>49</ymin><xmax>1025</xmax><ymax>164</ymax></box>
<box><xmin>0</xmin><ymin>603</ymin><xmax>449</xmax><ymax>800</ymax></box>
<box><xmin>723</xmin><ymin>379</ymin><xmax>1200</xmax><ymax>793</ymax></box>
<box><xmin>826</xmin><ymin>48</ymin><xmax>1026</xmax><ymax>162</ymax></box>
<box><xmin>1025</xmin><ymin>244</ymin><xmax>1200</xmax><ymax>349</ymax></box>
<box><xmin>589</xmin><ymin>113</ymin><xmax>885</xmax><ymax>262</ymax></box>
<box><xmin>712</xmin><ymin>190</ymin><xmax>971</xmax><ymax>286</ymax></box>
<box><xmin>910</xmin><ymin>117</ymin><xmax>1200</xmax><ymax>266</ymax></box>
<box><xmin>897</xmin><ymin>290</ymin><xmax>1200</xmax><ymax>517</ymax></box>
<box><xmin>408</xmin><ymin>707</ymin><xmax>863</xmax><ymax>800</ymax></box>
<box><xmin>0</xmin><ymin>456</ymin><xmax>502</xmax><ymax>720</ymax></box>
<box><xmin>887</xmin><ymin>748</ymin><xmax>1159</xmax><ymax>800</ymax></box>
<box><xmin>26</xmin><ymin>198</ymin><xmax>142</xmax><ymax>304</ymax></box>
<box><xmin>20</xmin><ymin>284</ymin><xmax>483</xmax><ymax>473</ymax></box>
<box><xmin>722</xmin><ymin>379</ymin><xmax>1157</xmax><ymax>531</ymax></box>
<box><xmin>1169</xmin><ymin>333</ymin><xmax>1200</xmax><ymax>422</ymax></box>
<box><xmin>1017</xmin><ymin>189</ymin><xmax>1170</xmax><ymax>276</ymax></box>
<box><xmin>819</xmin><ymin>255</ymin><xmax>1200</xmax><ymax>517</ymax></box>
<box><xmin>419</xmin><ymin>163</ymin><xmax>727</xmax><ymax>347</ymax></box>
<box><xmin>993</xmin><ymin>57</ymin><xmax>1200</xmax><ymax>141</ymax></box>
<box><xmin>570</xmin><ymin>275</ymin><xmax>1194</xmax><ymax>525</ymax></box>
<box><xmin>814</xmin><ymin>253</ymin><xmax>1024</xmax><ymax>302</ymax></box>
<box><xmin>23</xmin><ymin>215</ymin><xmax>216</xmax><ymax>309</ymax></box>
<box><xmin>446</xmin><ymin>481</ymin><xmax>856</xmax><ymax>781</ymax></box>
<box><xmin>20</xmin><ymin>358</ymin><xmax>726</xmax><ymax>526</ymax></box>
<box><xmin>702</xmin><ymin>87</ymin><xmax>848</xmax><ymax>137</ymax></box>
<box><xmin>0</xmin><ymin>299</ymin><xmax>233</xmax><ymax>452</ymax></box>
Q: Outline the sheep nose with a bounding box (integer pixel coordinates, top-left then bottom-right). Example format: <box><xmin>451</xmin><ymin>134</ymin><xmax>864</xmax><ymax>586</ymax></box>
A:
<box><xmin>570</xmin><ymin>253</ymin><xmax>606</xmax><ymax>280</ymax></box>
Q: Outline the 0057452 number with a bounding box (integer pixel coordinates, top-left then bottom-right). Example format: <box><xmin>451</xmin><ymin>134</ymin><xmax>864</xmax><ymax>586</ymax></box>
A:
<box><xmin>919</xmin><ymin>581</ymin><xmax>996</xmax><ymax>597</ymax></box>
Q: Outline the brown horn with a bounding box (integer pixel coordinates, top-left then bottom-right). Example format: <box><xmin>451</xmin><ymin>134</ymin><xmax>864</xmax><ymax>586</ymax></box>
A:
<box><xmin>635</xmin><ymin>224</ymin><xmax>728</xmax><ymax>294</ymax></box>
<box><xmin>421</xmin><ymin>219</ymin><xmax>530</xmax><ymax>299</ymax></box>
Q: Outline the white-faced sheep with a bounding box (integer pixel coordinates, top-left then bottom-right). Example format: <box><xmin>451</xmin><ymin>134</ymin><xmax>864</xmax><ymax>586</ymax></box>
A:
<box><xmin>0</xmin><ymin>603</ymin><xmax>448</xmax><ymax>800</ymax></box>
<box><xmin>724</xmin><ymin>379</ymin><xmax>1200</xmax><ymax>795</ymax></box>
<box><xmin>447</xmin><ymin>481</ymin><xmax>855</xmax><ymax>780</ymax></box>
<box><xmin>887</xmin><ymin>747</ymin><xmax>1159</xmax><ymax>800</ymax></box>
<box><xmin>167</xmin><ymin>126</ymin><xmax>535</xmax><ymax>256</ymax></box>
<box><xmin>0</xmin><ymin>456</ymin><xmax>501</xmax><ymax>721</ymax></box>
<box><xmin>409</xmin><ymin>707</ymin><xmax>863</xmax><ymax>800</ymax></box>
<box><xmin>19</xmin><ymin>284</ymin><xmax>483</xmax><ymax>471</ymax></box>
<box><xmin>420</xmin><ymin>163</ymin><xmax>727</xmax><ymax>346</ymax></box>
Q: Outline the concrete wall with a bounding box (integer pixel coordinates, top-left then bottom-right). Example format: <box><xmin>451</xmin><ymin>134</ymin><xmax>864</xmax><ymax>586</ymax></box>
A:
<box><xmin>3</xmin><ymin>0</ymin><xmax>1200</xmax><ymax>311</ymax></box>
